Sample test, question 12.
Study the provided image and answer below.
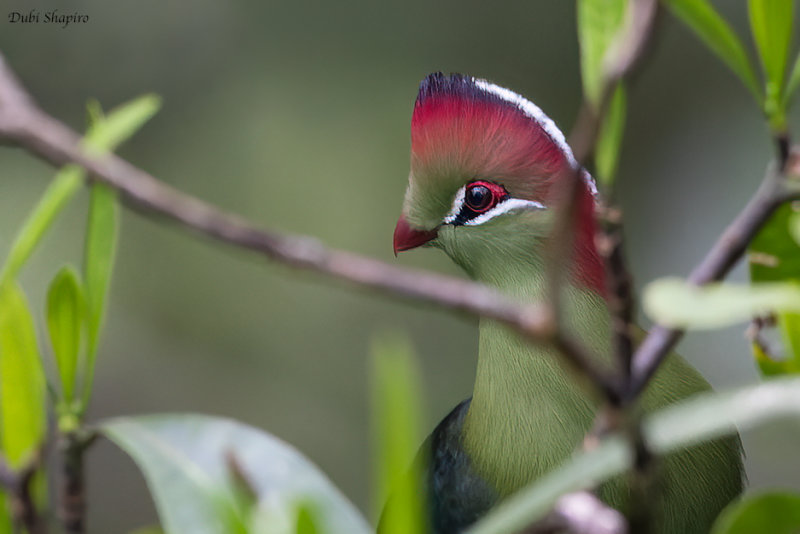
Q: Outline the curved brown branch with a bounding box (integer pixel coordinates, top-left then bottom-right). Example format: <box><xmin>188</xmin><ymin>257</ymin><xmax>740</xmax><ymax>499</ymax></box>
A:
<box><xmin>0</xmin><ymin>52</ymin><xmax>618</xmax><ymax>398</ymax></box>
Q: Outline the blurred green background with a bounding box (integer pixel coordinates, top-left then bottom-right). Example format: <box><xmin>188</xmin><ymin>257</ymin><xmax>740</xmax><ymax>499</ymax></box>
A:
<box><xmin>2</xmin><ymin>1</ymin><xmax>799</xmax><ymax>532</ymax></box>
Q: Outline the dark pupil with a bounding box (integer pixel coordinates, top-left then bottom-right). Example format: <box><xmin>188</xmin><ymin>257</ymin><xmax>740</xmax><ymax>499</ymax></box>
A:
<box><xmin>466</xmin><ymin>185</ymin><xmax>492</xmax><ymax>211</ymax></box>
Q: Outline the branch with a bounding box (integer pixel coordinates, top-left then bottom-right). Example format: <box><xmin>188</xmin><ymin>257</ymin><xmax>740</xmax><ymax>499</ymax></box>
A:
<box><xmin>596</xmin><ymin>206</ymin><xmax>635</xmax><ymax>382</ymax></box>
<box><xmin>0</xmin><ymin>51</ymin><xmax>619</xmax><ymax>397</ymax></box>
<box><xmin>59</xmin><ymin>429</ymin><xmax>97</xmax><ymax>534</ymax></box>
<box><xmin>628</xmin><ymin>154</ymin><xmax>800</xmax><ymax>400</ymax></box>
<box><xmin>747</xmin><ymin>315</ymin><xmax>778</xmax><ymax>361</ymax></box>
<box><xmin>556</xmin><ymin>2</ymin><xmax>659</xmax><ymax>528</ymax></box>
<box><xmin>0</xmin><ymin>448</ymin><xmax>48</xmax><ymax>534</ymax></box>
<box><xmin>584</xmin><ymin>0</ymin><xmax>657</xmax><ymax>390</ymax></box>
<box><xmin>542</xmin><ymin>0</ymin><xmax>659</xmax><ymax>402</ymax></box>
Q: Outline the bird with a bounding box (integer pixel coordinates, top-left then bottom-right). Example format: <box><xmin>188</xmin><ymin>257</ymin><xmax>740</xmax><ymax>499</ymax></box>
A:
<box><xmin>388</xmin><ymin>73</ymin><xmax>743</xmax><ymax>534</ymax></box>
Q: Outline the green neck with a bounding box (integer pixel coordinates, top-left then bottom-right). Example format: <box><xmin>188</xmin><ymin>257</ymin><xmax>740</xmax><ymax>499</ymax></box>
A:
<box><xmin>461</xmin><ymin>260</ymin><xmax>611</xmax><ymax>496</ymax></box>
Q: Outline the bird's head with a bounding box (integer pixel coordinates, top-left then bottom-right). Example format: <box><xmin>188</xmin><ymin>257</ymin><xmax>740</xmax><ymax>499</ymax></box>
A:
<box><xmin>394</xmin><ymin>73</ymin><xmax>603</xmax><ymax>292</ymax></box>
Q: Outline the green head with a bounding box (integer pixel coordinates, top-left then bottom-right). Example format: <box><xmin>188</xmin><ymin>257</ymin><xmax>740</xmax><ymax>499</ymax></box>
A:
<box><xmin>393</xmin><ymin>73</ymin><xmax>603</xmax><ymax>292</ymax></box>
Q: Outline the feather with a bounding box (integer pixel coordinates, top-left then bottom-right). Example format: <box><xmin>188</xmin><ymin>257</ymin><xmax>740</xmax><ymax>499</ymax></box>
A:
<box><xmin>410</xmin><ymin>73</ymin><xmax>576</xmax><ymax>201</ymax></box>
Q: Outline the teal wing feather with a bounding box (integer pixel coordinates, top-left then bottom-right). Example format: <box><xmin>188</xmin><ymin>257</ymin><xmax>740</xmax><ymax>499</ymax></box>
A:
<box><xmin>378</xmin><ymin>399</ymin><xmax>497</xmax><ymax>534</ymax></box>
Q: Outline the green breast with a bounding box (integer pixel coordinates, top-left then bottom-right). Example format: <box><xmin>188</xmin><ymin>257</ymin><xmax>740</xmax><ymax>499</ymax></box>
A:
<box><xmin>462</xmin><ymin>317</ymin><xmax>599</xmax><ymax>495</ymax></box>
<box><xmin>461</xmin><ymin>318</ymin><xmax>743</xmax><ymax>532</ymax></box>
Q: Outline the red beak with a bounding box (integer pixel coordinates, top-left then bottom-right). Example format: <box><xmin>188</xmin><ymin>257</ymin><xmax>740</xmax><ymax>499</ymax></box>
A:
<box><xmin>393</xmin><ymin>215</ymin><xmax>438</xmax><ymax>255</ymax></box>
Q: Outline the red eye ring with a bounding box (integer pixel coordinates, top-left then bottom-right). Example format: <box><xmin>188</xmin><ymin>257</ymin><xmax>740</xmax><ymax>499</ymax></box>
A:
<box><xmin>464</xmin><ymin>181</ymin><xmax>507</xmax><ymax>214</ymax></box>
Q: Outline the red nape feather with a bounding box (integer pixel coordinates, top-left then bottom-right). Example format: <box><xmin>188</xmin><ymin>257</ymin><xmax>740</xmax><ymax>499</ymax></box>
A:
<box><xmin>410</xmin><ymin>73</ymin><xmax>576</xmax><ymax>189</ymax></box>
<box><xmin>573</xmin><ymin>177</ymin><xmax>606</xmax><ymax>297</ymax></box>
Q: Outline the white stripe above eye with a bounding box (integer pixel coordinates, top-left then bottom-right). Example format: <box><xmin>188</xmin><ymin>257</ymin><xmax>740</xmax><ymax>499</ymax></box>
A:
<box><xmin>472</xmin><ymin>78</ymin><xmax>600</xmax><ymax>199</ymax></box>
<box><xmin>473</xmin><ymin>78</ymin><xmax>578</xmax><ymax>169</ymax></box>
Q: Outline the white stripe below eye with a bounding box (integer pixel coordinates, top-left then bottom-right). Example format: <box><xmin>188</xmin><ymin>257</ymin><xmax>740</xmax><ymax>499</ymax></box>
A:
<box><xmin>464</xmin><ymin>198</ymin><xmax>545</xmax><ymax>226</ymax></box>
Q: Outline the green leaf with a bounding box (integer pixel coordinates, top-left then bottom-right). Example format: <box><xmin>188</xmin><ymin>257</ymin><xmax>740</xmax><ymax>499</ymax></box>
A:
<box><xmin>467</xmin><ymin>438</ymin><xmax>629</xmax><ymax>534</ymax></box>
<box><xmin>83</xmin><ymin>94</ymin><xmax>161</xmax><ymax>155</ymax></box>
<box><xmin>0</xmin><ymin>93</ymin><xmax>156</xmax><ymax>527</ymax></box>
<box><xmin>470</xmin><ymin>377</ymin><xmax>800</xmax><ymax>534</ymax></box>
<box><xmin>664</xmin><ymin>0</ymin><xmax>762</xmax><ymax>101</ymax></box>
<box><xmin>595</xmin><ymin>83</ymin><xmax>627</xmax><ymax>187</ymax></box>
<box><xmin>0</xmin><ymin>283</ymin><xmax>46</xmax><ymax>467</ymax></box>
<box><xmin>79</xmin><ymin>95</ymin><xmax>160</xmax><ymax>408</ymax></box>
<box><xmin>0</xmin><ymin>494</ymin><xmax>12</xmax><ymax>534</ymax></box>
<box><xmin>0</xmin><ymin>94</ymin><xmax>159</xmax><ymax>289</ymax></box>
<box><xmin>711</xmin><ymin>492</ymin><xmax>800</xmax><ymax>534</ymax></box>
<box><xmin>750</xmin><ymin>203</ymin><xmax>800</xmax><ymax>283</ymax></box>
<box><xmin>643</xmin><ymin>277</ymin><xmax>800</xmax><ymax>329</ymax></box>
<box><xmin>749</xmin><ymin>205</ymin><xmax>800</xmax><ymax>375</ymax></box>
<box><xmin>81</xmin><ymin>183</ymin><xmax>118</xmax><ymax>408</ymax></box>
<box><xmin>752</xmin><ymin>339</ymin><xmax>789</xmax><ymax>375</ymax></box>
<box><xmin>86</xmin><ymin>98</ymin><xmax>104</xmax><ymax>127</ymax></box>
<box><xmin>102</xmin><ymin>414</ymin><xmax>371</xmax><ymax>534</ymax></box>
<box><xmin>295</xmin><ymin>503</ymin><xmax>321</xmax><ymax>534</ymax></box>
<box><xmin>785</xmin><ymin>52</ymin><xmax>800</xmax><ymax>106</ymax></box>
<box><xmin>0</xmin><ymin>170</ymin><xmax>83</xmax><ymax>287</ymax></box>
<box><xmin>248</xmin><ymin>502</ymin><xmax>294</xmax><ymax>534</ymax></box>
<box><xmin>371</xmin><ymin>334</ymin><xmax>426</xmax><ymax>534</ymax></box>
<box><xmin>788</xmin><ymin>211</ymin><xmax>800</xmax><ymax>247</ymax></box>
<box><xmin>577</xmin><ymin>0</ymin><xmax>628</xmax><ymax>107</ymax></box>
<box><xmin>644</xmin><ymin>378</ymin><xmax>787</xmax><ymax>449</ymax></box>
<box><xmin>753</xmin><ymin>312</ymin><xmax>800</xmax><ymax>376</ymax></box>
<box><xmin>748</xmin><ymin>0</ymin><xmax>793</xmax><ymax>127</ymax></box>
<box><xmin>46</xmin><ymin>266</ymin><xmax>84</xmax><ymax>403</ymax></box>
<box><xmin>777</xmin><ymin>312</ymin><xmax>800</xmax><ymax>372</ymax></box>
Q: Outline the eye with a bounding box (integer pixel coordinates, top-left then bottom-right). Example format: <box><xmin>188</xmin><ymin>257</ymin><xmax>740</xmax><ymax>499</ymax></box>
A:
<box><xmin>465</xmin><ymin>184</ymin><xmax>493</xmax><ymax>212</ymax></box>
<box><xmin>443</xmin><ymin>180</ymin><xmax>515</xmax><ymax>226</ymax></box>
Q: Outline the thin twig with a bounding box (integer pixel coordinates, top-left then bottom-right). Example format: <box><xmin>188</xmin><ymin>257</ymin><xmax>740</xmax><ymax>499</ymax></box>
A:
<box><xmin>628</xmin><ymin>155</ymin><xmax>800</xmax><ymax>400</ymax></box>
<box><xmin>0</xmin><ymin>447</ymin><xmax>48</xmax><ymax>534</ymax></box>
<box><xmin>746</xmin><ymin>315</ymin><xmax>779</xmax><ymax>361</ymax></box>
<box><xmin>623</xmin><ymin>417</ymin><xmax>657</xmax><ymax>534</ymax></box>
<box><xmin>543</xmin><ymin>0</ymin><xmax>659</xmax><ymax>404</ymax></box>
<box><xmin>0</xmin><ymin>458</ymin><xmax>15</xmax><ymax>489</ymax></box>
<box><xmin>586</xmin><ymin>0</ymin><xmax>658</xmax><ymax>388</ymax></box>
<box><xmin>58</xmin><ymin>429</ymin><xmax>96</xmax><ymax>534</ymax></box>
<box><xmin>596</xmin><ymin>206</ymin><xmax>635</xmax><ymax>383</ymax></box>
<box><xmin>776</xmin><ymin>132</ymin><xmax>791</xmax><ymax>170</ymax></box>
<box><xmin>557</xmin><ymin>2</ymin><xmax>659</xmax><ymax>529</ymax></box>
